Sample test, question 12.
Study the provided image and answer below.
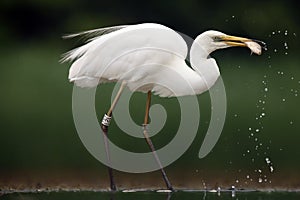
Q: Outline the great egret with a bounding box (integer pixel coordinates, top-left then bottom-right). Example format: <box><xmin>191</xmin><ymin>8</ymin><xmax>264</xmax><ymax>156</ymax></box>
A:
<box><xmin>62</xmin><ymin>23</ymin><xmax>265</xmax><ymax>191</ymax></box>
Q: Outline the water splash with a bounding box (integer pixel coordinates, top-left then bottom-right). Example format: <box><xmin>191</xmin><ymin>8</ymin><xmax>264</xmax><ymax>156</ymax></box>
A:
<box><xmin>231</xmin><ymin>29</ymin><xmax>297</xmax><ymax>187</ymax></box>
<box><xmin>242</xmin><ymin>71</ymin><xmax>275</xmax><ymax>185</ymax></box>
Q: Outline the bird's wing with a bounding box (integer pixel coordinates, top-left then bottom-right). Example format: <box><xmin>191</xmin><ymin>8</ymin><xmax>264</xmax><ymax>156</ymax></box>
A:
<box><xmin>62</xmin><ymin>25</ymin><xmax>128</xmax><ymax>41</ymax></box>
<box><xmin>63</xmin><ymin>23</ymin><xmax>193</xmax><ymax>95</ymax></box>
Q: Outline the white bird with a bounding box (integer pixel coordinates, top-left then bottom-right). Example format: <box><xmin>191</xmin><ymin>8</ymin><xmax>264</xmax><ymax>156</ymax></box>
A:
<box><xmin>62</xmin><ymin>23</ymin><xmax>265</xmax><ymax>191</ymax></box>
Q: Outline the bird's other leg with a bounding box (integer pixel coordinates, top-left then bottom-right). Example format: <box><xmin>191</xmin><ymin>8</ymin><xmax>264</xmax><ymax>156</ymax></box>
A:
<box><xmin>143</xmin><ymin>91</ymin><xmax>174</xmax><ymax>191</ymax></box>
<box><xmin>101</xmin><ymin>82</ymin><xmax>126</xmax><ymax>191</ymax></box>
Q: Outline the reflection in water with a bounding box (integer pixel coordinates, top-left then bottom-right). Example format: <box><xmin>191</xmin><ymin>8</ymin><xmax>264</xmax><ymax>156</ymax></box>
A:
<box><xmin>105</xmin><ymin>190</ymin><xmax>173</xmax><ymax>200</ymax></box>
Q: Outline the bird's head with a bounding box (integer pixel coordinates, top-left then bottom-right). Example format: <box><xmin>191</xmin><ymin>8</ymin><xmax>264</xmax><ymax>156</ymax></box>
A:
<box><xmin>195</xmin><ymin>30</ymin><xmax>266</xmax><ymax>55</ymax></box>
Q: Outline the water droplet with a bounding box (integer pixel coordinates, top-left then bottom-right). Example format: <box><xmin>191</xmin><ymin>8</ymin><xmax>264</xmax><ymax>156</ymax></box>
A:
<box><xmin>270</xmin><ymin>166</ymin><xmax>274</xmax><ymax>172</ymax></box>
<box><xmin>258</xmin><ymin>178</ymin><xmax>263</xmax><ymax>183</ymax></box>
<box><xmin>274</xmin><ymin>49</ymin><xmax>277</xmax><ymax>52</ymax></box>
<box><xmin>264</xmin><ymin>88</ymin><xmax>268</xmax><ymax>92</ymax></box>
<box><xmin>261</xmin><ymin>113</ymin><xmax>265</xmax><ymax>116</ymax></box>
<box><xmin>284</xmin><ymin>30</ymin><xmax>288</xmax><ymax>35</ymax></box>
<box><xmin>232</xmin><ymin>15</ymin><xmax>235</xmax><ymax>18</ymax></box>
<box><xmin>258</xmin><ymin>169</ymin><xmax>262</xmax><ymax>173</ymax></box>
<box><xmin>290</xmin><ymin>121</ymin><xmax>293</xmax><ymax>125</ymax></box>
<box><xmin>248</xmin><ymin>127</ymin><xmax>252</xmax><ymax>131</ymax></box>
<box><xmin>256</xmin><ymin>129</ymin><xmax>260</xmax><ymax>132</ymax></box>
<box><xmin>282</xmin><ymin>98</ymin><xmax>286</xmax><ymax>102</ymax></box>
<box><xmin>272</xmin><ymin>31</ymin><xmax>275</xmax><ymax>35</ymax></box>
<box><xmin>247</xmin><ymin>149</ymin><xmax>250</xmax><ymax>153</ymax></box>
<box><xmin>277</xmin><ymin>30</ymin><xmax>281</xmax><ymax>34</ymax></box>
<box><xmin>235</xmin><ymin>179</ymin><xmax>239</xmax><ymax>183</ymax></box>
<box><xmin>265</xmin><ymin>157</ymin><xmax>271</xmax><ymax>164</ymax></box>
<box><xmin>246</xmin><ymin>175</ymin><xmax>250</xmax><ymax>179</ymax></box>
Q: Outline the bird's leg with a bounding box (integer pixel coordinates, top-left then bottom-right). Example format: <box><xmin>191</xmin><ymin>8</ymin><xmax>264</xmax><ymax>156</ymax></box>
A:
<box><xmin>143</xmin><ymin>91</ymin><xmax>174</xmax><ymax>191</ymax></box>
<box><xmin>101</xmin><ymin>82</ymin><xmax>126</xmax><ymax>191</ymax></box>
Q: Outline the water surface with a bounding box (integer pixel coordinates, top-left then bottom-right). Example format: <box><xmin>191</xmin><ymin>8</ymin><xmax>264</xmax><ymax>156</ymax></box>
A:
<box><xmin>2</xmin><ymin>191</ymin><xmax>300</xmax><ymax>200</ymax></box>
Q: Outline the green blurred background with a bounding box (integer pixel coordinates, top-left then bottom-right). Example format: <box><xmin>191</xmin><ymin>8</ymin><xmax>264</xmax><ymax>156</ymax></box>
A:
<box><xmin>0</xmin><ymin>0</ymin><xmax>299</xmax><ymax>190</ymax></box>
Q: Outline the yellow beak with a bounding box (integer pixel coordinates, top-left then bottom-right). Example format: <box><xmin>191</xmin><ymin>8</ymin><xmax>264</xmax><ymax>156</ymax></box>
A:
<box><xmin>220</xmin><ymin>35</ymin><xmax>252</xmax><ymax>47</ymax></box>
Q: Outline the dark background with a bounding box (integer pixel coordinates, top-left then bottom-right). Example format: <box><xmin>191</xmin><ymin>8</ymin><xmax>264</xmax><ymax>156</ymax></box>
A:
<box><xmin>0</xmin><ymin>0</ymin><xmax>299</xmax><ymax>190</ymax></box>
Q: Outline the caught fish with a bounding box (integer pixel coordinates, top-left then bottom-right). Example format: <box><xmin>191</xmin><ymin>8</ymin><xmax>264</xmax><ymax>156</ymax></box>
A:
<box><xmin>245</xmin><ymin>41</ymin><xmax>262</xmax><ymax>55</ymax></box>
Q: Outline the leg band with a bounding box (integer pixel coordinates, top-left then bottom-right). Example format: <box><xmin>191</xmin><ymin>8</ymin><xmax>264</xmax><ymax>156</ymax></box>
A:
<box><xmin>102</xmin><ymin>114</ymin><xmax>112</xmax><ymax>127</ymax></box>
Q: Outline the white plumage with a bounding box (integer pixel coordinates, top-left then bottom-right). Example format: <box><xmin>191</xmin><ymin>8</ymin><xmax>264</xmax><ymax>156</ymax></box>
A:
<box><xmin>62</xmin><ymin>23</ymin><xmax>262</xmax><ymax>97</ymax></box>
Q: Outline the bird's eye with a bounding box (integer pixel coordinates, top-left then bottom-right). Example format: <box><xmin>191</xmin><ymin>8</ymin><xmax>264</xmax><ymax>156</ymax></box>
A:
<box><xmin>213</xmin><ymin>36</ymin><xmax>221</xmax><ymax>42</ymax></box>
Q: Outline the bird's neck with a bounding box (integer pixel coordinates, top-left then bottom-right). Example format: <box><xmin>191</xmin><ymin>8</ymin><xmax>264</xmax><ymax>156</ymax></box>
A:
<box><xmin>189</xmin><ymin>38</ymin><xmax>220</xmax><ymax>90</ymax></box>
